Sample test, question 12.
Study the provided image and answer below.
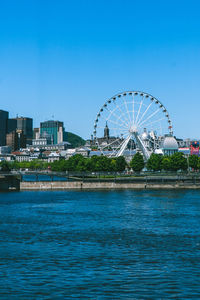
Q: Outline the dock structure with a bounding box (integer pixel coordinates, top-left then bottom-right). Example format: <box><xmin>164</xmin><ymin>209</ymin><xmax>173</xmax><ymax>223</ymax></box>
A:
<box><xmin>0</xmin><ymin>174</ymin><xmax>21</xmax><ymax>191</ymax></box>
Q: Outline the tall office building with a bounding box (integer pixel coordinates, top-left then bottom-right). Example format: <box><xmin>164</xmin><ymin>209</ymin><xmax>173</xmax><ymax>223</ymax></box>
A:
<box><xmin>0</xmin><ymin>110</ymin><xmax>9</xmax><ymax>146</ymax></box>
<box><xmin>12</xmin><ymin>117</ymin><xmax>33</xmax><ymax>145</ymax></box>
<box><xmin>40</xmin><ymin>120</ymin><xmax>64</xmax><ymax>144</ymax></box>
<box><xmin>6</xmin><ymin>129</ymin><xmax>26</xmax><ymax>151</ymax></box>
<box><xmin>6</xmin><ymin>131</ymin><xmax>18</xmax><ymax>152</ymax></box>
<box><xmin>7</xmin><ymin>119</ymin><xmax>17</xmax><ymax>133</ymax></box>
<box><xmin>0</xmin><ymin>110</ymin><xmax>31</xmax><ymax>149</ymax></box>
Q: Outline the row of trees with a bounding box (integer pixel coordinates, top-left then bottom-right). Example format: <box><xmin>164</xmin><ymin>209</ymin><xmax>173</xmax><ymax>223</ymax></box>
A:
<box><xmin>0</xmin><ymin>155</ymin><xmax>127</xmax><ymax>173</ymax></box>
<box><xmin>50</xmin><ymin>155</ymin><xmax>127</xmax><ymax>172</ymax></box>
<box><xmin>0</xmin><ymin>160</ymin><xmax>49</xmax><ymax>171</ymax></box>
<box><xmin>1</xmin><ymin>152</ymin><xmax>199</xmax><ymax>173</ymax></box>
<box><xmin>130</xmin><ymin>152</ymin><xmax>196</xmax><ymax>172</ymax></box>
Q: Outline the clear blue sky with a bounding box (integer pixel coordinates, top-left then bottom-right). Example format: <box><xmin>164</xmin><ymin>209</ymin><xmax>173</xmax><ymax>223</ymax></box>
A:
<box><xmin>0</xmin><ymin>0</ymin><xmax>199</xmax><ymax>139</ymax></box>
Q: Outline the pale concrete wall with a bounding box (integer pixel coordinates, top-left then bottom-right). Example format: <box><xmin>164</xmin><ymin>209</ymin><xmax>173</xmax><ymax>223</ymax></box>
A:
<box><xmin>20</xmin><ymin>181</ymin><xmax>200</xmax><ymax>190</ymax></box>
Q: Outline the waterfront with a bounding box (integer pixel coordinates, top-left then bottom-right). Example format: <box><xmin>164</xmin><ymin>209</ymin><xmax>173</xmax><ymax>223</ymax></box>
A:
<box><xmin>0</xmin><ymin>190</ymin><xmax>200</xmax><ymax>299</ymax></box>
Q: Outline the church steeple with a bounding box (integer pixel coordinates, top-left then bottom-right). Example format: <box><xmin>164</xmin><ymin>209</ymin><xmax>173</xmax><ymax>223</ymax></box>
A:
<box><xmin>104</xmin><ymin>122</ymin><xmax>109</xmax><ymax>139</ymax></box>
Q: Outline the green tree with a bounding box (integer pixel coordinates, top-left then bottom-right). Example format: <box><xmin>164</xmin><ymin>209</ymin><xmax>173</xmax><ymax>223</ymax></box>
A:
<box><xmin>84</xmin><ymin>158</ymin><xmax>93</xmax><ymax>172</ymax></box>
<box><xmin>50</xmin><ymin>160</ymin><xmax>61</xmax><ymax>172</ymax></box>
<box><xmin>65</xmin><ymin>154</ymin><xmax>84</xmax><ymax>171</ymax></box>
<box><xmin>93</xmin><ymin>156</ymin><xmax>111</xmax><ymax>172</ymax></box>
<box><xmin>130</xmin><ymin>152</ymin><xmax>144</xmax><ymax>173</ymax></box>
<box><xmin>189</xmin><ymin>155</ymin><xmax>199</xmax><ymax>171</ymax></box>
<box><xmin>10</xmin><ymin>161</ymin><xmax>20</xmax><ymax>170</ymax></box>
<box><xmin>170</xmin><ymin>152</ymin><xmax>188</xmax><ymax>172</ymax></box>
<box><xmin>89</xmin><ymin>156</ymin><xmax>99</xmax><ymax>172</ymax></box>
<box><xmin>146</xmin><ymin>154</ymin><xmax>163</xmax><ymax>171</ymax></box>
<box><xmin>110</xmin><ymin>159</ymin><xmax>117</xmax><ymax>172</ymax></box>
<box><xmin>18</xmin><ymin>161</ymin><xmax>30</xmax><ymax>169</ymax></box>
<box><xmin>0</xmin><ymin>160</ymin><xmax>11</xmax><ymax>172</ymax></box>
<box><xmin>115</xmin><ymin>156</ymin><xmax>127</xmax><ymax>172</ymax></box>
<box><xmin>50</xmin><ymin>159</ymin><xmax>68</xmax><ymax>172</ymax></box>
<box><xmin>76</xmin><ymin>157</ymin><xmax>87</xmax><ymax>172</ymax></box>
<box><xmin>161</xmin><ymin>156</ymin><xmax>172</xmax><ymax>171</ymax></box>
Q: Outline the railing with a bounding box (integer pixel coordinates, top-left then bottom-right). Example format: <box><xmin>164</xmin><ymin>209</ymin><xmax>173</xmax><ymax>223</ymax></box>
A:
<box><xmin>7</xmin><ymin>169</ymin><xmax>200</xmax><ymax>185</ymax></box>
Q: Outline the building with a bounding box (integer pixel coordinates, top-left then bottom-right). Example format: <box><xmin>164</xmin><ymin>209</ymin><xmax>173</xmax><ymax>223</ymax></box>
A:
<box><xmin>176</xmin><ymin>138</ymin><xmax>191</xmax><ymax>148</ymax></box>
<box><xmin>6</xmin><ymin>131</ymin><xmax>18</xmax><ymax>151</ymax></box>
<box><xmin>6</xmin><ymin>129</ymin><xmax>26</xmax><ymax>151</ymax></box>
<box><xmin>27</xmin><ymin>141</ymin><xmax>70</xmax><ymax>151</ymax></box>
<box><xmin>0</xmin><ymin>146</ymin><xmax>11</xmax><ymax>154</ymax></box>
<box><xmin>190</xmin><ymin>141</ymin><xmax>199</xmax><ymax>156</ymax></box>
<box><xmin>7</xmin><ymin>119</ymin><xmax>17</xmax><ymax>133</ymax></box>
<box><xmin>33</xmin><ymin>128</ymin><xmax>40</xmax><ymax>140</ymax></box>
<box><xmin>47</xmin><ymin>152</ymin><xmax>60</xmax><ymax>163</ymax></box>
<box><xmin>0</xmin><ymin>110</ymin><xmax>9</xmax><ymax>146</ymax></box>
<box><xmin>90</xmin><ymin>123</ymin><xmax>129</xmax><ymax>151</ymax></box>
<box><xmin>75</xmin><ymin>147</ymin><xmax>90</xmax><ymax>157</ymax></box>
<box><xmin>16</xmin><ymin>129</ymin><xmax>26</xmax><ymax>149</ymax></box>
<box><xmin>12</xmin><ymin>117</ymin><xmax>33</xmax><ymax>145</ymax></box>
<box><xmin>40</xmin><ymin>120</ymin><xmax>64</xmax><ymax>144</ymax></box>
<box><xmin>32</xmin><ymin>137</ymin><xmax>52</xmax><ymax>147</ymax></box>
<box><xmin>162</xmin><ymin>135</ymin><xmax>178</xmax><ymax>156</ymax></box>
<box><xmin>12</xmin><ymin>152</ymin><xmax>31</xmax><ymax>162</ymax></box>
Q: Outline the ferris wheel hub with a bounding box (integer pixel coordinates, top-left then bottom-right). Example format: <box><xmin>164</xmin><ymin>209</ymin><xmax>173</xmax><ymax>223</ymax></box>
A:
<box><xmin>129</xmin><ymin>125</ymin><xmax>137</xmax><ymax>134</ymax></box>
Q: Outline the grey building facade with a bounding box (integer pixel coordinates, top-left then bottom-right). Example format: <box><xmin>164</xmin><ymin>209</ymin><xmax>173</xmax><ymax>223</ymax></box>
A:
<box><xmin>0</xmin><ymin>110</ymin><xmax>9</xmax><ymax>146</ymax></box>
<box><xmin>12</xmin><ymin>117</ymin><xmax>33</xmax><ymax>145</ymax></box>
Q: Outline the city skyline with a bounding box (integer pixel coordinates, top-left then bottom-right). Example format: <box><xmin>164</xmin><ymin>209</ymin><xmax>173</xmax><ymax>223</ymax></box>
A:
<box><xmin>0</xmin><ymin>1</ymin><xmax>200</xmax><ymax>139</ymax></box>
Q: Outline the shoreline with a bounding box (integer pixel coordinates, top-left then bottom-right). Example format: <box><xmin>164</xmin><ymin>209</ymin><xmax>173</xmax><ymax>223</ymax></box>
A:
<box><xmin>20</xmin><ymin>181</ymin><xmax>200</xmax><ymax>190</ymax></box>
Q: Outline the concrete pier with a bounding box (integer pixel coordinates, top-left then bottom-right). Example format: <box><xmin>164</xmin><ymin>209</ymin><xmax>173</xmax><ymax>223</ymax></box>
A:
<box><xmin>20</xmin><ymin>180</ymin><xmax>200</xmax><ymax>190</ymax></box>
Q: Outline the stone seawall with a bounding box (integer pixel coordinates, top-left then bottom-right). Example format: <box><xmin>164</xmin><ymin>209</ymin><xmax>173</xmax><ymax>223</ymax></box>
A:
<box><xmin>20</xmin><ymin>181</ymin><xmax>200</xmax><ymax>190</ymax></box>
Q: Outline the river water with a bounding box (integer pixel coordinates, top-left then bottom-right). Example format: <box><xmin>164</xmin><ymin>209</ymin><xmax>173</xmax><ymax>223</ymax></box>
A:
<box><xmin>0</xmin><ymin>190</ymin><xmax>200</xmax><ymax>299</ymax></box>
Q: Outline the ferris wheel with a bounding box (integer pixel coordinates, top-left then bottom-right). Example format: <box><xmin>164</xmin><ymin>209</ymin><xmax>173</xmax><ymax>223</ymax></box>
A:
<box><xmin>93</xmin><ymin>91</ymin><xmax>173</xmax><ymax>160</ymax></box>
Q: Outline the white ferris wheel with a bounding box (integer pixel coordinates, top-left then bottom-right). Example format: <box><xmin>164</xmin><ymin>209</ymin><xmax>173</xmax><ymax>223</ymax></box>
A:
<box><xmin>93</xmin><ymin>91</ymin><xmax>173</xmax><ymax>160</ymax></box>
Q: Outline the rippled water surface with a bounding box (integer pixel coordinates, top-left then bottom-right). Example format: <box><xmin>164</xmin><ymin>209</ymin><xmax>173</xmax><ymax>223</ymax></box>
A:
<box><xmin>0</xmin><ymin>190</ymin><xmax>200</xmax><ymax>299</ymax></box>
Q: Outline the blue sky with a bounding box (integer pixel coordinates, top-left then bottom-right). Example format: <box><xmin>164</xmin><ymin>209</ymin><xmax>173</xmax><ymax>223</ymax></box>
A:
<box><xmin>0</xmin><ymin>0</ymin><xmax>199</xmax><ymax>139</ymax></box>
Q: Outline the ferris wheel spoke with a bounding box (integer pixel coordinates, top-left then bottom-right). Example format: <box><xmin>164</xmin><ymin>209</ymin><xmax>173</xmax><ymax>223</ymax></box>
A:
<box><xmin>108</xmin><ymin>139</ymin><xmax>127</xmax><ymax>157</ymax></box>
<box><xmin>159</xmin><ymin>122</ymin><xmax>163</xmax><ymax>136</ymax></box>
<box><xmin>110</xmin><ymin>134</ymin><xmax>132</xmax><ymax>157</ymax></box>
<box><xmin>137</xmin><ymin>108</ymin><xmax>160</xmax><ymax>128</ymax></box>
<box><xmin>136</xmin><ymin>102</ymin><xmax>153</xmax><ymax>127</ymax></box>
<box><xmin>132</xmin><ymin>94</ymin><xmax>135</xmax><ymax>126</ymax></box>
<box><xmin>114</xmin><ymin>102</ymin><xmax>130</xmax><ymax>125</ymax></box>
<box><xmin>106</xmin><ymin>107</ymin><xmax>130</xmax><ymax>128</ymax></box>
<box><xmin>99</xmin><ymin>132</ymin><xmax>129</xmax><ymax>150</ymax></box>
<box><xmin>116</xmin><ymin>134</ymin><xmax>132</xmax><ymax>157</ymax></box>
<box><xmin>106</xmin><ymin>105</ymin><xmax>130</xmax><ymax>127</ymax></box>
<box><xmin>135</xmin><ymin>97</ymin><xmax>143</xmax><ymax>125</ymax></box>
<box><xmin>97</xmin><ymin>125</ymin><xmax>128</xmax><ymax>132</ymax></box>
<box><xmin>123</xmin><ymin>97</ymin><xmax>132</xmax><ymax>126</ymax></box>
<box><xmin>137</xmin><ymin>117</ymin><xmax>165</xmax><ymax>130</ymax></box>
<box><xmin>101</xmin><ymin>115</ymin><xmax>128</xmax><ymax>130</ymax></box>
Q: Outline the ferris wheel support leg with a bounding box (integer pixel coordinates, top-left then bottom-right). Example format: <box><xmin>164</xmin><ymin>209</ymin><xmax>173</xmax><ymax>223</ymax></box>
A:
<box><xmin>133</xmin><ymin>131</ymin><xmax>151</xmax><ymax>161</ymax></box>
<box><xmin>116</xmin><ymin>134</ymin><xmax>132</xmax><ymax>157</ymax></box>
